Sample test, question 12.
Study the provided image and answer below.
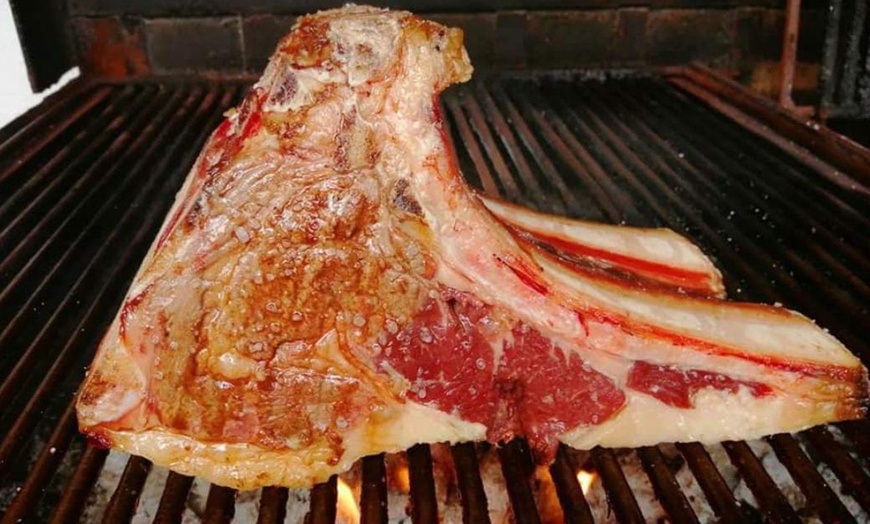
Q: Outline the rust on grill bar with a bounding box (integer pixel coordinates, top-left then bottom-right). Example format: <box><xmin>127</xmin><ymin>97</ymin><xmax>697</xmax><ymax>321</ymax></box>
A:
<box><xmin>0</xmin><ymin>71</ymin><xmax>869</xmax><ymax>523</ymax></box>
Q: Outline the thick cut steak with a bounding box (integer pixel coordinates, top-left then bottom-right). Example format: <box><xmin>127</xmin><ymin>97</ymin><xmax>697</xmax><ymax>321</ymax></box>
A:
<box><xmin>76</xmin><ymin>6</ymin><xmax>868</xmax><ymax>489</ymax></box>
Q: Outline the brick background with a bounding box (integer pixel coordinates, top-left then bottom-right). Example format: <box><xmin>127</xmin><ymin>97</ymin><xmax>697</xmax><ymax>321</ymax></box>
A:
<box><xmin>69</xmin><ymin>6</ymin><xmax>829</xmax><ymax>78</ymax></box>
<box><xmin>144</xmin><ymin>17</ymin><xmax>243</xmax><ymax>73</ymax></box>
<box><xmin>72</xmin><ymin>16</ymin><xmax>150</xmax><ymax>77</ymax></box>
<box><xmin>647</xmin><ymin>9</ymin><xmax>734</xmax><ymax>67</ymax></box>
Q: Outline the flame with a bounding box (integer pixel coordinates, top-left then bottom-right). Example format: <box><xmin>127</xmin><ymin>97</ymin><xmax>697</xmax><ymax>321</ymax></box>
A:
<box><xmin>394</xmin><ymin>464</ymin><xmax>411</xmax><ymax>493</ymax></box>
<box><xmin>336</xmin><ymin>478</ymin><xmax>360</xmax><ymax>524</ymax></box>
<box><xmin>576</xmin><ymin>470</ymin><xmax>596</xmax><ymax>495</ymax></box>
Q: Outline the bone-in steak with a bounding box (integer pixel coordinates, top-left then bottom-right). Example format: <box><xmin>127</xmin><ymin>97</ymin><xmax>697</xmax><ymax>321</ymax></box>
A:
<box><xmin>76</xmin><ymin>6</ymin><xmax>869</xmax><ymax>489</ymax></box>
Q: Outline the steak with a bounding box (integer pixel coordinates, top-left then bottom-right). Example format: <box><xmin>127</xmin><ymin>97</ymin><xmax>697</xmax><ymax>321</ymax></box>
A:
<box><xmin>76</xmin><ymin>5</ymin><xmax>868</xmax><ymax>490</ymax></box>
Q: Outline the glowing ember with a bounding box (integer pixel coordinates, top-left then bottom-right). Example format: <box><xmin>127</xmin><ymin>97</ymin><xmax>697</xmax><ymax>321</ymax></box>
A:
<box><xmin>576</xmin><ymin>470</ymin><xmax>597</xmax><ymax>495</ymax></box>
<box><xmin>336</xmin><ymin>478</ymin><xmax>360</xmax><ymax>524</ymax></box>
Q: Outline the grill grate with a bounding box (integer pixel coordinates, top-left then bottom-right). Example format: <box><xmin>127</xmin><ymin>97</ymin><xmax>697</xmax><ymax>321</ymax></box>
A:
<box><xmin>0</xmin><ymin>74</ymin><xmax>869</xmax><ymax>523</ymax></box>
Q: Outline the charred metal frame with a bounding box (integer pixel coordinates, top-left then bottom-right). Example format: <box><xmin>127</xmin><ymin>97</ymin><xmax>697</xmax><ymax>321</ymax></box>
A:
<box><xmin>819</xmin><ymin>0</ymin><xmax>870</xmax><ymax>118</ymax></box>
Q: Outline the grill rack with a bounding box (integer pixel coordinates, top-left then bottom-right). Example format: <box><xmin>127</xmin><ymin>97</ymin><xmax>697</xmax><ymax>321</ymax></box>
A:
<box><xmin>0</xmin><ymin>71</ymin><xmax>869</xmax><ymax>523</ymax></box>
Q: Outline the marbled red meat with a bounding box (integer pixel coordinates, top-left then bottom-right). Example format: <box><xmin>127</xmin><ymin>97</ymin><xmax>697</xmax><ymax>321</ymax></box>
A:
<box><xmin>626</xmin><ymin>360</ymin><xmax>773</xmax><ymax>409</ymax></box>
<box><xmin>375</xmin><ymin>289</ymin><xmax>627</xmax><ymax>459</ymax></box>
<box><xmin>76</xmin><ymin>6</ymin><xmax>868</xmax><ymax>489</ymax></box>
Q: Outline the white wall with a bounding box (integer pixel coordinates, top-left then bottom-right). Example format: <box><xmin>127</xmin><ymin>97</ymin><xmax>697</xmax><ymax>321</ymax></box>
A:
<box><xmin>0</xmin><ymin>0</ymin><xmax>79</xmax><ymax>128</ymax></box>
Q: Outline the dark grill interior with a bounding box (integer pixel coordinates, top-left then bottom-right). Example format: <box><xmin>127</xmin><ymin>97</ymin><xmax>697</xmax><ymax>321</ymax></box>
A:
<box><xmin>0</xmin><ymin>73</ymin><xmax>869</xmax><ymax>523</ymax></box>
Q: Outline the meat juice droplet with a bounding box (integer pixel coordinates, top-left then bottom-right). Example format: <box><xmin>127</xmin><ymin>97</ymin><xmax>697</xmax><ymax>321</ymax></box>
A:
<box><xmin>353</xmin><ymin>314</ymin><xmax>366</xmax><ymax>327</ymax></box>
<box><xmin>419</xmin><ymin>327</ymin><xmax>433</xmax><ymax>343</ymax></box>
<box><xmin>385</xmin><ymin>319</ymin><xmax>398</xmax><ymax>334</ymax></box>
<box><xmin>291</xmin><ymin>311</ymin><xmax>303</xmax><ymax>322</ymax></box>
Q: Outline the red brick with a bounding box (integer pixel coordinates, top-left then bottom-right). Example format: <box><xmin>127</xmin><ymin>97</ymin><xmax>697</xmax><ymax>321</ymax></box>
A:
<box><xmin>72</xmin><ymin>16</ymin><xmax>151</xmax><ymax>78</ymax></box>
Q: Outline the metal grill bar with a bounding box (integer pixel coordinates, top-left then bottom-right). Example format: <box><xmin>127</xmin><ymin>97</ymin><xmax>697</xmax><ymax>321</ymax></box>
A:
<box><xmin>491</xmin><ymin>83</ymin><xmax>585</xmax><ymax>215</ymax></box>
<box><xmin>591</xmin><ymin>448</ymin><xmax>645</xmax><ymax>523</ymax></box>
<box><xmin>154</xmin><ymin>472</ymin><xmax>195</xmax><ymax>524</ymax></box>
<box><xmin>837</xmin><ymin>420</ymin><xmax>870</xmax><ymax>464</ymax></box>
<box><xmin>0</xmin><ymin>86</ymin><xmax>113</xmax><ymax>191</ymax></box>
<box><xmin>102</xmin><ymin>456</ymin><xmax>152</xmax><ymax>523</ymax></box>
<box><xmin>49</xmin><ymin>446</ymin><xmax>109</xmax><ymax>523</ymax></box>
<box><xmin>821</xmin><ymin>0</ymin><xmax>870</xmax><ymax>118</ymax></box>
<box><xmin>498</xmin><ymin>439</ymin><xmax>541</xmax><ymax>524</ymax></box>
<box><xmin>443</xmin><ymin>97</ymin><xmax>500</xmax><ymax>197</ymax></box>
<box><xmin>637</xmin><ymin>447</ymin><xmax>699</xmax><ymax>524</ymax></box>
<box><xmin>722</xmin><ymin>441</ymin><xmax>801</xmax><ymax>523</ymax></box>
<box><xmin>307</xmin><ymin>476</ymin><xmax>338</xmax><ymax>524</ymax></box>
<box><xmin>0</xmin><ymin>87</ymin><xmax>143</xmax><ymax>255</ymax></box>
<box><xmin>599</xmin><ymin>80</ymin><xmax>870</xmax><ymax>267</ymax></box>
<box><xmin>204</xmin><ymin>485</ymin><xmax>237</xmax><ymax>524</ymax></box>
<box><xmin>407</xmin><ymin>444</ymin><xmax>439</xmax><ymax>523</ymax></box>
<box><xmin>0</xmin><ymin>88</ymin><xmax>188</xmax><ymax>428</ymax></box>
<box><xmin>0</xmin><ymin>74</ymin><xmax>868</xmax><ymax>523</ymax></box>
<box><xmin>0</xmin><ymin>95</ymin><xmax>186</xmax><ymax>478</ymax></box>
<box><xmin>0</xmin><ymin>399</ymin><xmax>79</xmax><ymax>523</ymax></box>
<box><xmin>585</xmin><ymin>79</ymin><xmax>870</xmax><ymax>358</ymax></box>
<box><xmin>803</xmin><ymin>427</ymin><xmax>870</xmax><ymax>512</ymax></box>
<box><xmin>0</xmin><ymin>78</ymin><xmax>89</xmax><ymax>162</ymax></box>
<box><xmin>466</xmin><ymin>84</ymin><xmax>560</xmax><ymax>214</ymax></box>
<box><xmin>502</xmin><ymin>84</ymin><xmax>625</xmax><ymax>223</ymax></box>
<box><xmin>0</xmin><ymin>83</ymin><xmax>236</xmax><ymax>519</ymax></box>
<box><xmin>548</xmin><ymin>445</ymin><xmax>593</xmax><ymax>524</ymax></box>
<box><xmin>641</xmin><ymin>81</ymin><xmax>870</xmax><ymax>269</ymax></box>
<box><xmin>0</xmin><ymin>87</ymin><xmax>219</xmax><ymax>480</ymax></box>
<box><xmin>766</xmin><ymin>434</ymin><xmax>856</xmax><ymax>524</ymax></box>
<box><xmin>258</xmin><ymin>487</ymin><xmax>290</xmax><ymax>524</ymax></box>
<box><xmin>451</xmin><ymin>442</ymin><xmax>491</xmax><ymax>523</ymax></box>
<box><xmin>675</xmin><ymin>442</ymin><xmax>746</xmax><ymax>522</ymax></box>
<box><xmin>360</xmin><ymin>455</ymin><xmax>388</xmax><ymax>524</ymax></box>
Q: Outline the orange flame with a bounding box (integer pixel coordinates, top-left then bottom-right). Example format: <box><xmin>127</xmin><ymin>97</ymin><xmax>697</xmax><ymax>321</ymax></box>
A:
<box><xmin>394</xmin><ymin>464</ymin><xmax>411</xmax><ymax>493</ymax></box>
<box><xmin>336</xmin><ymin>478</ymin><xmax>360</xmax><ymax>524</ymax></box>
<box><xmin>576</xmin><ymin>470</ymin><xmax>596</xmax><ymax>495</ymax></box>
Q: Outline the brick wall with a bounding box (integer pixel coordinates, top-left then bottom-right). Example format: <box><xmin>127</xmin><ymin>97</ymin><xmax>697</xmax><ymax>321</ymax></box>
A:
<box><xmin>68</xmin><ymin>5</ymin><xmax>826</xmax><ymax>79</ymax></box>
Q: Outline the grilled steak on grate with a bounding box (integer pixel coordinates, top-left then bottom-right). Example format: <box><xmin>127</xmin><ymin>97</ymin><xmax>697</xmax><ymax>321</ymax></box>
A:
<box><xmin>76</xmin><ymin>5</ymin><xmax>869</xmax><ymax>489</ymax></box>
